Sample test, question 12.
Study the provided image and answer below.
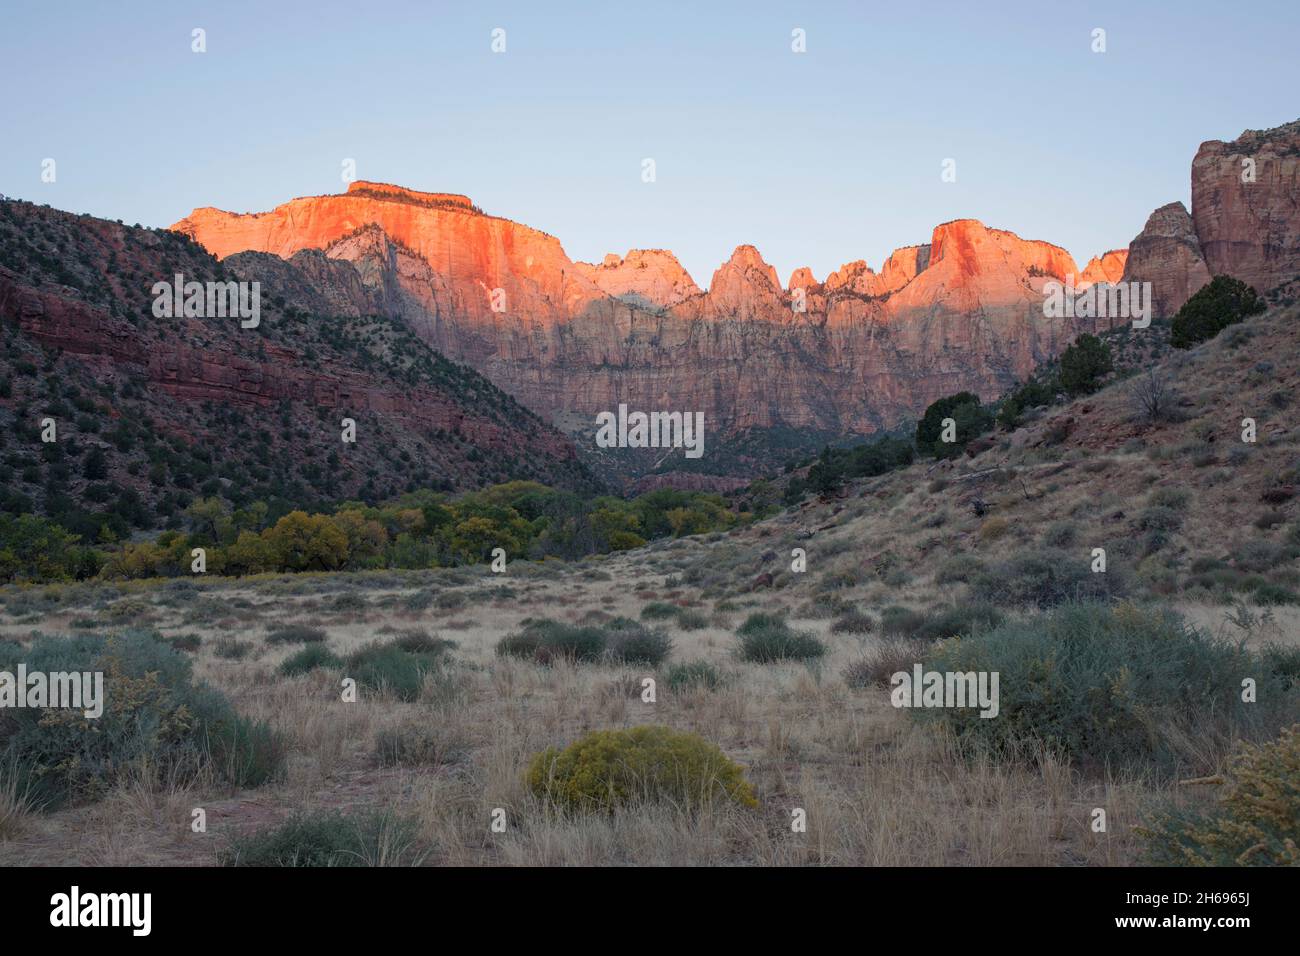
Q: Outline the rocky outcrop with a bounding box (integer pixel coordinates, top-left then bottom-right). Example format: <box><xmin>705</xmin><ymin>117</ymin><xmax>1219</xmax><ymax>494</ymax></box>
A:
<box><xmin>573</xmin><ymin>249</ymin><xmax>701</xmax><ymax>309</ymax></box>
<box><xmin>1192</xmin><ymin>120</ymin><xmax>1300</xmax><ymax>296</ymax></box>
<box><xmin>1122</xmin><ymin>118</ymin><xmax>1300</xmax><ymax>316</ymax></box>
<box><xmin>1120</xmin><ymin>203</ymin><xmax>1211</xmax><ymax>318</ymax></box>
<box><xmin>1079</xmin><ymin>249</ymin><xmax>1127</xmax><ymax>288</ymax></box>
<box><xmin>173</xmin><ymin>180</ymin><xmax>607</xmax><ymax>328</ymax></box>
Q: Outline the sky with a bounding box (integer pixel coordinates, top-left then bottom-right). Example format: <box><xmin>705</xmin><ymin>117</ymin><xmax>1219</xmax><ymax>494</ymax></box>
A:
<box><xmin>2</xmin><ymin>0</ymin><xmax>1298</xmax><ymax>288</ymax></box>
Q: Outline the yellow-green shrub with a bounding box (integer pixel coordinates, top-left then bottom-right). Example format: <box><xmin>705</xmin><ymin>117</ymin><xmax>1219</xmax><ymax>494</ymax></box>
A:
<box><xmin>1139</xmin><ymin>725</ymin><xmax>1300</xmax><ymax>866</ymax></box>
<box><xmin>526</xmin><ymin>725</ymin><xmax>757</xmax><ymax>813</ymax></box>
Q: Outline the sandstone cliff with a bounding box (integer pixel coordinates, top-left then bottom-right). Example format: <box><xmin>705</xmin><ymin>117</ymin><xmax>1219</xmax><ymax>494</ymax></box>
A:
<box><xmin>573</xmin><ymin>249</ymin><xmax>702</xmax><ymax>309</ymax></box>
<box><xmin>1192</xmin><ymin>120</ymin><xmax>1300</xmax><ymax>295</ymax></box>
<box><xmin>185</xmin><ymin>203</ymin><xmax>1123</xmax><ymax>466</ymax></box>
<box><xmin>172</xmin><ymin>116</ymin><xmax>1300</xmax><ymax>481</ymax></box>
<box><xmin>1079</xmin><ymin>250</ymin><xmax>1128</xmax><ymax>287</ymax></box>
<box><xmin>1122</xmin><ymin>119</ymin><xmax>1300</xmax><ymax>315</ymax></box>
<box><xmin>1120</xmin><ymin>203</ymin><xmax>1211</xmax><ymax>318</ymax></box>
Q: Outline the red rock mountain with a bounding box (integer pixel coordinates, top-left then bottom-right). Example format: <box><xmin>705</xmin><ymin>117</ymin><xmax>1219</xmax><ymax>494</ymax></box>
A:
<box><xmin>1123</xmin><ymin>119</ymin><xmax>1300</xmax><ymax>314</ymax></box>
<box><xmin>173</xmin><ymin>119</ymin><xmax>1300</xmax><ymax>465</ymax></box>
<box><xmin>175</xmin><ymin>188</ymin><xmax>1119</xmax><ymax>447</ymax></box>
<box><xmin>0</xmin><ymin>199</ymin><xmax>597</xmax><ymax>520</ymax></box>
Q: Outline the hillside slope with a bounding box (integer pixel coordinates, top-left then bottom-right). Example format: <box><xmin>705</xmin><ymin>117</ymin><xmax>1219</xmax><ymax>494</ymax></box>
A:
<box><xmin>656</xmin><ymin>294</ymin><xmax>1300</xmax><ymax>621</ymax></box>
<box><xmin>0</xmin><ymin>199</ymin><xmax>599</xmax><ymax>539</ymax></box>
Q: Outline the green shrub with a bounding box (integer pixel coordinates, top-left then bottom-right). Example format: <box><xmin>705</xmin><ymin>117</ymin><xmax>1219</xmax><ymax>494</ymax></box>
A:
<box><xmin>265</xmin><ymin>624</ymin><xmax>327</xmax><ymax>645</ymax></box>
<box><xmin>213</xmin><ymin>637</ymin><xmax>252</xmax><ymax>660</ymax></box>
<box><xmin>736</xmin><ymin>611</ymin><xmax>785</xmax><ymax>637</ymax></box>
<box><xmin>1171</xmin><ymin>275</ymin><xmax>1265</xmax><ymax>349</ymax></box>
<box><xmin>935</xmin><ymin>554</ymin><xmax>986</xmax><ymax>584</ymax></box>
<box><xmin>916</xmin><ymin>392</ymin><xmax>993</xmax><ymax>459</ymax></box>
<box><xmin>639</xmin><ymin>601</ymin><xmax>680</xmax><ymax>621</ymax></box>
<box><xmin>735</xmin><ymin>613</ymin><xmax>825</xmax><ymax>662</ymax></box>
<box><xmin>0</xmin><ymin>630</ymin><xmax>283</xmax><ymax>808</ymax></box>
<box><xmin>674</xmin><ymin>609</ymin><xmax>709</xmax><ymax>631</ymax></box>
<box><xmin>1059</xmin><ymin>334</ymin><xmax>1113</xmax><ymax>396</ymax></box>
<box><xmin>222</xmin><ymin>810</ymin><xmax>423</xmax><ymax>866</ymax></box>
<box><xmin>918</xmin><ymin>603</ymin><xmax>1296</xmax><ymax>775</ymax></box>
<box><xmin>1254</xmin><ymin>583</ymin><xmax>1300</xmax><ymax>606</ymax></box>
<box><xmin>345</xmin><ymin>642</ymin><xmax>433</xmax><ymax>701</ymax></box>
<box><xmin>526</xmin><ymin>726</ymin><xmax>757</xmax><ymax>813</ymax></box>
<box><xmin>1263</xmin><ymin>644</ymin><xmax>1300</xmax><ymax>689</ymax></box>
<box><xmin>830</xmin><ymin>611</ymin><xmax>876</xmax><ymax>635</ymax></box>
<box><xmin>495</xmin><ymin>619</ymin><xmax>606</xmax><ymax>664</ymax></box>
<box><xmin>434</xmin><ymin>590</ymin><xmax>467</xmax><ymax>611</ymax></box>
<box><xmin>666</xmin><ymin>660</ymin><xmax>723</xmax><ymax>692</ymax></box>
<box><xmin>1139</xmin><ymin>725</ymin><xmax>1300</xmax><ymax>865</ymax></box>
<box><xmin>605</xmin><ymin>618</ymin><xmax>673</xmax><ymax>666</ymax></box>
<box><xmin>880</xmin><ymin>605</ymin><xmax>928</xmax><ymax>638</ymax></box>
<box><xmin>389</xmin><ymin>629</ymin><xmax>456</xmax><ymax>656</ymax></box>
<box><xmin>971</xmin><ymin>548</ymin><xmax>1126</xmax><ymax>608</ymax></box>
<box><xmin>330</xmin><ymin>593</ymin><xmax>367</xmax><ymax>612</ymax></box>
<box><xmin>279</xmin><ymin>644</ymin><xmax>343</xmax><ymax>677</ymax></box>
<box><xmin>208</xmin><ymin>713</ymin><xmax>286</xmax><ymax>790</ymax></box>
<box><xmin>914</xmin><ymin>602</ymin><xmax>1003</xmax><ymax>641</ymax></box>
<box><xmin>1042</xmin><ymin>521</ymin><xmax>1077</xmax><ymax>548</ymax></box>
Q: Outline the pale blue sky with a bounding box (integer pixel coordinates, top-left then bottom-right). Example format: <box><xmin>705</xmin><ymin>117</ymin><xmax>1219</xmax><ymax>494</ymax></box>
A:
<box><xmin>2</xmin><ymin>0</ymin><xmax>1297</xmax><ymax>287</ymax></box>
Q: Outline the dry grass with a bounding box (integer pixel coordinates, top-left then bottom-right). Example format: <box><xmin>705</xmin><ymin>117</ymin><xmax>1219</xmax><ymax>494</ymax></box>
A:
<box><xmin>0</xmin><ymin>560</ymin><xmax>1220</xmax><ymax>866</ymax></box>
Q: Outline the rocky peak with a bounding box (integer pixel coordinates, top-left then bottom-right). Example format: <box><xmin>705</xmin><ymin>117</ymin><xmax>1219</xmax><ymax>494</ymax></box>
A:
<box><xmin>787</xmin><ymin>266</ymin><xmax>819</xmax><ymax>292</ymax></box>
<box><xmin>877</xmin><ymin>246</ymin><xmax>931</xmax><ymax>295</ymax></box>
<box><xmin>1120</xmin><ymin>202</ymin><xmax>1211</xmax><ymax>317</ymax></box>
<box><xmin>1078</xmin><ymin>249</ymin><xmax>1128</xmax><ymax>288</ymax></box>
<box><xmin>701</xmin><ymin>245</ymin><xmax>786</xmax><ymax>321</ymax></box>
<box><xmin>824</xmin><ymin>259</ymin><xmax>882</xmax><ymax>296</ymax></box>
<box><xmin>573</xmin><ymin>248</ymin><xmax>702</xmax><ymax>308</ymax></box>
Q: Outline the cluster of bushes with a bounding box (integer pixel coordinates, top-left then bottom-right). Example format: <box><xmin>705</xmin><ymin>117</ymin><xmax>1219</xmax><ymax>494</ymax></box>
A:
<box><xmin>967</xmin><ymin>548</ymin><xmax>1127</xmax><ymax>608</ymax></box>
<box><xmin>639</xmin><ymin>601</ymin><xmax>709</xmax><ymax>631</ymax></box>
<box><xmin>526</xmin><ymin>725</ymin><xmax>756</xmax><ymax>813</ymax></box>
<box><xmin>222</xmin><ymin>809</ymin><xmax>423</xmax><ymax>867</ymax></box>
<box><xmin>735</xmin><ymin>612</ymin><xmax>825</xmax><ymax>662</ymax></box>
<box><xmin>276</xmin><ymin>629</ymin><xmax>456</xmax><ymax>701</ymax></box>
<box><xmin>497</xmin><ymin>617</ymin><xmax>672</xmax><ymax>666</ymax></box>
<box><xmin>1171</xmin><ymin>276</ymin><xmax>1265</xmax><ymax>349</ymax></box>
<box><xmin>995</xmin><ymin>378</ymin><xmax>1055</xmax><ymax>430</ymax></box>
<box><xmin>33</xmin><ymin>481</ymin><xmax>744</xmax><ymax>584</ymax></box>
<box><xmin>912</xmin><ymin>333</ymin><xmax>1115</xmax><ymax>458</ymax></box>
<box><xmin>0</xmin><ymin>630</ymin><xmax>284</xmax><ymax>809</ymax></box>
<box><xmin>915</xmin><ymin>392</ymin><xmax>994</xmax><ymax>459</ymax></box>
<box><xmin>0</xmin><ymin>513</ymin><xmax>104</xmax><ymax>583</ymax></box>
<box><xmin>798</xmin><ymin>436</ymin><xmax>915</xmax><ymax>497</ymax></box>
<box><xmin>915</xmin><ymin>603</ymin><xmax>1298</xmax><ymax>775</ymax></box>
